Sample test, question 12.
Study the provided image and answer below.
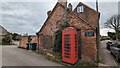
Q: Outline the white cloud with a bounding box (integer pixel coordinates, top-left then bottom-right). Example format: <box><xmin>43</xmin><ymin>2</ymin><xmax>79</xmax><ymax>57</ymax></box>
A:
<box><xmin>1</xmin><ymin>1</ymin><xmax>119</xmax><ymax>36</ymax></box>
<box><xmin>1</xmin><ymin>0</ymin><xmax>58</xmax><ymax>2</ymax></box>
<box><xmin>1</xmin><ymin>0</ymin><xmax>119</xmax><ymax>2</ymax></box>
<box><xmin>69</xmin><ymin>0</ymin><xmax>119</xmax><ymax>2</ymax></box>
<box><xmin>100</xmin><ymin>28</ymin><xmax>115</xmax><ymax>36</ymax></box>
<box><xmin>1</xmin><ymin>2</ymin><xmax>55</xmax><ymax>35</ymax></box>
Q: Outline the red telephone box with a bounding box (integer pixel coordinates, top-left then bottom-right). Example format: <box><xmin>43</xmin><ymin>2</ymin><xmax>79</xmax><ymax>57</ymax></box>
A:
<box><xmin>62</xmin><ymin>27</ymin><xmax>78</xmax><ymax>64</ymax></box>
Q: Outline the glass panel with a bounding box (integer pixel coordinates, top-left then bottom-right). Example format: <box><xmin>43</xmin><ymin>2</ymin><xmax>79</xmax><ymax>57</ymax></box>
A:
<box><xmin>77</xmin><ymin>6</ymin><xmax>84</xmax><ymax>13</ymax></box>
<box><xmin>64</xmin><ymin>55</ymin><xmax>70</xmax><ymax>58</ymax></box>
<box><xmin>85</xmin><ymin>32</ymin><xmax>94</xmax><ymax>36</ymax></box>
<box><xmin>64</xmin><ymin>49</ymin><xmax>70</xmax><ymax>52</ymax></box>
<box><xmin>64</xmin><ymin>34</ymin><xmax>71</xmax><ymax>58</ymax></box>
<box><xmin>64</xmin><ymin>44</ymin><xmax>70</xmax><ymax>47</ymax></box>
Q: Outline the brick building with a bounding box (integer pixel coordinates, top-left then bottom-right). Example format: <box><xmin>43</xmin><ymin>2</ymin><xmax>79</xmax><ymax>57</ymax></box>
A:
<box><xmin>37</xmin><ymin>1</ymin><xmax>100</xmax><ymax>62</ymax></box>
<box><xmin>20</xmin><ymin>36</ymin><xmax>28</xmax><ymax>48</ymax></box>
<box><xmin>0</xmin><ymin>25</ymin><xmax>9</xmax><ymax>44</ymax></box>
<box><xmin>20</xmin><ymin>35</ymin><xmax>38</xmax><ymax>48</ymax></box>
<box><xmin>30</xmin><ymin>35</ymin><xmax>38</xmax><ymax>43</ymax></box>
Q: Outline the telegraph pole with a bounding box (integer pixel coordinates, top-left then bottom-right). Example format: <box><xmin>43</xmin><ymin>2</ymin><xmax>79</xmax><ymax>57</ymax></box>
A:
<box><xmin>96</xmin><ymin>0</ymin><xmax>98</xmax><ymax>12</ymax></box>
<box><xmin>96</xmin><ymin>0</ymin><xmax>101</xmax><ymax>63</ymax></box>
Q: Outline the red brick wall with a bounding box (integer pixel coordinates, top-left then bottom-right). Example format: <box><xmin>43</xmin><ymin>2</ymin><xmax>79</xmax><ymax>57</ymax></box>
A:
<box><xmin>31</xmin><ymin>36</ymin><xmax>38</xmax><ymax>43</ymax></box>
<box><xmin>74</xmin><ymin>2</ymin><xmax>99</xmax><ymax>28</ymax></box>
<box><xmin>81</xmin><ymin>29</ymin><xmax>97</xmax><ymax>62</ymax></box>
<box><xmin>41</xmin><ymin>6</ymin><xmax>65</xmax><ymax>36</ymax></box>
<box><xmin>20</xmin><ymin>36</ymin><xmax>38</xmax><ymax>48</ymax></box>
<box><xmin>37</xmin><ymin>2</ymin><xmax>98</xmax><ymax>62</ymax></box>
<box><xmin>31</xmin><ymin>36</ymin><xmax>38</xmax><ymax>49</ymax></box>
<box><xmin>67</xmin><ymin>12</ymin><xmax>97</xmax><ymax>62</ymax></box>
<box><xmin>20</xmin><ymin>36</ymin><xmax>28</xmax><ymax>48</ymax></box>
<box><xmin>38</xmin><ymin>3</ymin><xmax>65</xmax><ymax>50</ymax></box>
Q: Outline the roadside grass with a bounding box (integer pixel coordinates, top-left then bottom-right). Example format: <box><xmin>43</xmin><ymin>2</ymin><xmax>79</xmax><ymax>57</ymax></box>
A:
<box><xmin>45</xmin><ymin>52</ymin><xmax>99</xmax><ymax>66</ymax></box>
<box><xmin>75</xmin><ymin>61</ymin><xmax>98</xmax><ymax>67</ymax></box>
<box><xmin>1</xmin><ymin>44</ymin><xmax>13</xmax><ymax>46</ymax></box>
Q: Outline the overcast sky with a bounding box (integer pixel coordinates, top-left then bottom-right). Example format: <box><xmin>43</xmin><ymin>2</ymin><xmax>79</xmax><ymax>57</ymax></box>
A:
<box><xmin>0</xmin><ymin>0</ymin><xmax>119</xmax><ymax>36</ymax></box>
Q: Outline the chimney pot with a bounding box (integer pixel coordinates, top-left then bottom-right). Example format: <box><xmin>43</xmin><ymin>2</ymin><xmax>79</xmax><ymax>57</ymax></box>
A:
<box><xmin>68</xmin><ymin>3</ymin><xmax>72</xmax><ymax>11</ymax></box>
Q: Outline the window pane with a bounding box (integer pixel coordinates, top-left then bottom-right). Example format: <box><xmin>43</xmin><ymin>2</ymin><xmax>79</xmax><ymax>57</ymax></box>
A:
<box><xmin>85</xmin><ymin>32</ymin><xmax>94</xmax><ymax>36</ymax></box>
<box><xmin>77</xmin><ymin>6</ymin><xmax>84</xmax><ymax>13</ymax></box>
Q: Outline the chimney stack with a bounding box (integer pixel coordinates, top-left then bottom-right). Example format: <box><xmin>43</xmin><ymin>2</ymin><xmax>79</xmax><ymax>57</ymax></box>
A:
<box><xmin>68</xmin><ymin>3</ymin><xmax>72</xmax><ymax>11</ymax></box>
<box><xmin>58</xmin><ymin>0</ymin><xmax>67</xmax><ymax>8</ymax></box>
<box><xmin>47</xmin><ymin>10</ymin><xmax>52</xmax><ymax>17</ymax></box>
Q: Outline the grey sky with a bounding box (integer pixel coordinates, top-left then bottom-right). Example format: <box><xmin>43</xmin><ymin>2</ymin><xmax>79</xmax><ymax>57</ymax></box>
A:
<box><xmin>1</xmin><ymin>2</ymin><xmax>56</xmax><ymax>35</ymax></box>
<box><xmin>1</xmin><ymin>0</ymin><xmax>119</xmax><ymax>36</ymax></box>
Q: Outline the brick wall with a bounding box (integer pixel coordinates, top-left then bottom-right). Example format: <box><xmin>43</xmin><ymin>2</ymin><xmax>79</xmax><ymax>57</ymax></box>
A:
<box><xmin>31</xmin><ymin>36</ymin><xmax>38</xmax><ymax>43</ymax></box>
<box><xmin>41</xmin><ymin>5</ymin><xmax>65</xmax><ymax>36</ymax></box>
<box><xmin>20</xmin><ymin>35</ymin><xmax>38</xmax><ymax>48</ymax></box>
<box><xmin>81</xmin><ymin>29</ymin><xmax>97</xmax><ymax>62</ymax></box>
<box><xmin>37</xmin><ymin>2</ymin><xmax>98</xmax><ymax>62</ymax></box>
<box><xmin>74</xmin><ymin>2</ymin><xmax>99</xmax><ymax>28</ymax></box>
<box><xmin>67</xmin><ymin>12</ymin><xmax>97</xmax><ymax>62</ymax></box>
<box><xmin>20</xmin><ymin>36</ymin><xmax>28</xmax><ymax>48</ymax></box>
<box><xmin>38</xmin><ymin>3</ymin><xmax>65</xmax><ymax>50</ymax></box>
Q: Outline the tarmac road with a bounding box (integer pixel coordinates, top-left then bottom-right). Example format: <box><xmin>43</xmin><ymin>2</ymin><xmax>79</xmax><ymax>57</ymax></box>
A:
<box><xmin>100</xmin><ymin>40</ymin><xmax>120</xmax><ymax>66</ymax></box>
<box><xmin>2</xmin><ymin>45</ymin><xmax>62</xmax><ymax>66</ymax></box>
<box><xmin>2</xmin><ymin>41</ymin><xmax>120</xmax><ymax>67</ymax></box>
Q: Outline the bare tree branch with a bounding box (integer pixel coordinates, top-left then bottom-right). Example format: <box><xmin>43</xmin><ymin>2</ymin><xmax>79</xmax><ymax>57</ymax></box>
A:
<box><xmin>104</xmin><ymin>14</ymin><xmax>120</xmax><ymax>40</ymax></box>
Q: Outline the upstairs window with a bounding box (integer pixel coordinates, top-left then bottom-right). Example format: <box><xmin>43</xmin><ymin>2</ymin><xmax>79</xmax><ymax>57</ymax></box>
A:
<box><xmin>77</xmin><ymin>6</ymin><xmax>84</xmax><ymax>13</ymax></box>
<box><xmin>85</xmin><ymin>32</ymin><xmax>94</xmax><ymax>36</ymax></box>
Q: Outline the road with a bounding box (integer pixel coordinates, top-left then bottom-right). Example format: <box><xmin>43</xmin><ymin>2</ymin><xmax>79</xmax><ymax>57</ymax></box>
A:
<box><xmin>100</xmin><ymin>40</ymin><xmax>120</xmax><ymax>66</ymax></box>
<box><xmin>2</xmin><ymin>41</ymin><xmax>120</xmax><ymax>66</ymax></box>
<box><xmin>2</xmin><ymin>45</ymin><xmax>62</xmax><ymax>66</ymax></box>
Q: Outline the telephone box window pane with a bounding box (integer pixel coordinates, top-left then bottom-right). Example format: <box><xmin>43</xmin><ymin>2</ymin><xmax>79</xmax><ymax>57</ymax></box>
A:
<box><xmin>65</xmin><ymin>55</ymin><xmax>70</xmax><ymax>58</ymax></box>
<box><xmin>85</xmin><ymin>32</ymin><xmax>94</xmax><ymax>36</ymax></box>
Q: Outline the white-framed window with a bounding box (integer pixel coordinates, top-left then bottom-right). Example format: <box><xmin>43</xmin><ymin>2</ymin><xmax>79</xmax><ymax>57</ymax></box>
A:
<box><xmin>77</xmin><ymin>6</ymin><xmax>84</xmax><ymax>13</ymax></box>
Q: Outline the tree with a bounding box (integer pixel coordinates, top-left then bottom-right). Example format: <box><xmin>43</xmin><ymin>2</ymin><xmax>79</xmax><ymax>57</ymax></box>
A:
<box><xmin>107</xmin><ymin>32</ymin><xmax>116</xmax><ymax>40</ymax></box>
<box><xmin>2</xmin><ymin>33</ymin><xmax>11</xmax><ymax>45</ymax></box>
<box><xmin>107</xmin><ymin>32</ymin><xmax>120</xmax><ymax>40</ymax></box>
<box><xmin>12</xmin><ymin>33</ymin><xmax>21</xmax><ymax>41</ymax></box>
<box><xmin>105</xmin><ymin>15</ymin><xmax>120</xmax><ymax>41</ymax></box>
<box><xmin>28</xmin><ymin>36</ymin><xmax>32</xmax><ymax>43</ymax></box>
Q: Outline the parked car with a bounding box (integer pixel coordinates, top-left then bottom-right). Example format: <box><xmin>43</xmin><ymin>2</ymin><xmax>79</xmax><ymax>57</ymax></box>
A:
<box><xmin>106</xmin><ymin>41</ymin><xmax>114</xmax><ymax>50</ymax></box>
<box><xmin>110</xmin><ymin>42</ymin><xmax>120</xmax><ymax>62</ymax></box>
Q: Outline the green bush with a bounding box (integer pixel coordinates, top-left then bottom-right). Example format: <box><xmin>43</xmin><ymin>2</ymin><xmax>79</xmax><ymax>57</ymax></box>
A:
<box><xmin>53</xmin><ymin>22</ymin><xmax>69</xmax><ymax>54</ymax></box>
<box><xmin>2</xmin><ymin>34</ymin><xmax>11</xmax><ymax>45</ymax></box>
<box><xmin>12</xmin><ymin>33</ymin><xmax>21</xmax><ymax>41</ymax></box>
<box><xmin>108</xmin><ymin>32</ymin><xmax>120</xmax><ymax>40</ymax></box>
